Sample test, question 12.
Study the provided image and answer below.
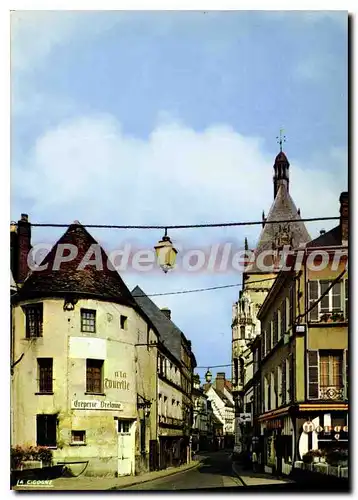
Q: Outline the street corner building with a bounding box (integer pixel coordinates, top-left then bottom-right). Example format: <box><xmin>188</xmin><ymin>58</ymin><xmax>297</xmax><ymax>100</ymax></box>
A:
<box><xmin>10</xmin><ymin>216</ymin><xmax>197</xmax><ymax>477</ymax></box>
<box><xmin>230</xmin><ymin>150</ymin><xmax>349</xmax><ymax>475</ymax></box>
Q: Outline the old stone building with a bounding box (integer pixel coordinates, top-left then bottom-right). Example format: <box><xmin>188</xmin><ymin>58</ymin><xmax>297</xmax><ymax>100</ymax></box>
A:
<box><xmin>10</xmin><ymin>217</ymin><xmax>160</xmax><ymax>476</ymax></box>
<box><xmin>254</xmin><ymin>192</ymin><xmax>348</xmax><ymax>475</ymax></box>
<box><xmin>132</xmin><ymin>287</ymin><xmax>196</xmax><ymax>469</ymax></box>
<box><xmin>204</xmin><ymin>372</ymin><xmax>235</xmax><ymax>450</ymax></box>
<box><xmin>231</xmin><ymin>149</ymin><xmax>311</xmax><ymax>455</ymax></box>
<box><xmin>192</xmin><ymin>374</ymin><xmax>214</xmax><ymax>452</ymax></box>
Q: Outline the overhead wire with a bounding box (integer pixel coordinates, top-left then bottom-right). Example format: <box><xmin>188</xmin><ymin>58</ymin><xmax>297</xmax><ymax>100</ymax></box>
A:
<box><xmin>133</xmin><ymin>276</ymin><xmax>277</xmax><ymax>297</ymax></box>
<box><xmin>17</xmin><ymin>216</ymin><xmax>339</xmax><ymax>230</ymax></box>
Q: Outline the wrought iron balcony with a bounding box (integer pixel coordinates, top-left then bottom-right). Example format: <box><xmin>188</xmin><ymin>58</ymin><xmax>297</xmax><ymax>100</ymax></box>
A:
<box><xmin>319</xmin><ymin>385</ymin><xmax>345</xmax><ymax>400</ymax></box>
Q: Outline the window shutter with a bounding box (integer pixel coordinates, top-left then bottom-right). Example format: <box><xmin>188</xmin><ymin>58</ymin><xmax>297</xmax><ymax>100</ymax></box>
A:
<box><xmin>308</xmin><ymin>350</ymin><xmax>319</xmax><ymax>399</ymax></box>
<box><xmin>289</xmin><ymin>285</ymin><xmax>295</xmax><ymax>326</ymax></box>
<box><xmin>281</xmin><ymin>360</ymin><xmax>286</xmax><ymax>405</ymax></box>
<box><xmin>344</xmin><ymin>349</ymin><xmax>348</xmax><ymax>400</ymax></box>
<box><xmin>308</xmin><ymin>281</ymin><xmax>319</xmax><ymax>321</ymax></box>
<box><xmin>288</xmin><ymin>353</ymin><xmax>294</xmax><ymax>402</ymax></box>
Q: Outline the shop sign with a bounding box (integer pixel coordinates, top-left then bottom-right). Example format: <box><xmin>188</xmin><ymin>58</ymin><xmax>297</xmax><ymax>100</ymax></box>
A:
<box><xmin>71</xmin><ymin>399</ymin><xmax>123</xmax><ymax>410</ymax></box>
<box><xmin>266</xmin><ymin>419</ymin><xmax>283</xmax><ymax>430</ymax></box>
<box><xmin>303</xmin><ymin>423</ymin><xmax>348</xmax><ymax>434</ymax></box>
<box><xmin>303</xmin><ymin>421</ymin><xmax>315</xmax><ymax>433</ymax></box>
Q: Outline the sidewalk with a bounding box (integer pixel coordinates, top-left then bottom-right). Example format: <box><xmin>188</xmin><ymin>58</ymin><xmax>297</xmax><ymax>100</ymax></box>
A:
<box><xmin>14</xmin><ymin>460</ymin><xmax>201</xmax><ymax>491</ymax></box>
<box><xmin>232</xmin><ymin>461</ymin><xmax>295</xmax><ymax>487</ymax></box>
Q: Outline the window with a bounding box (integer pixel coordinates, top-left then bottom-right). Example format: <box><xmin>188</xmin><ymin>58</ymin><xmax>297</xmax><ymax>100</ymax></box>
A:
<box><xmin>276</xmin><ymin>310</ymin><xmax>281</xmax><ymax>343</ymax></box>
<box><xmin>277</xmin><ymin>365</ymin><xmax>282</xmax><ymax>406</ymax></box>
<box><xmin>266</xmin><ymin>323</ymin><xmax>272</xmax><ymax>355</ymax></box>
<box><xmin>308</xmin><ymin>281</ymin><xmax>342</xmax><ymax>321</ymax></box>
<box><xmin>270</xmin><ymin>371</ymin><xmax>276</xmax><ymax>410</ymax></box>
<box><xmin>307</xmin><ymin>350</ymin><xmax>344</xmax><ymax>400</ymax></box>
<box><xmin>120</xmin><ymin>315</ymin><xmax>128</xmax><ymax>330</ymax></box>
<box><xmin>245</xmin><ymin>402</ymin><xmax>252</xmax><ymax>414</ymax></box>
<box><xmin>38</xmin><ymin>358</ymin><xmax>53</xmax><ymax>393</ymax></box>
<box><xmin>289</xmin><ymin>286</ymin><xmax>295</xmax><ymax>326</ymax></box>
<box><xmin>25</xmin><ymin>304</ymin><xmax>43</xmax><ymax>338</ymax></box>
<box><xmin>320</xmin><ymin>351</ymin><xmax>343</xmax><ymax>388</ymax></box>
<box><xmin>345</xmin><ymin>279</ymin><xmax>348</xmax><ymax>319</ymax></box>
<box><xmin>285</xmin><ymin>297</ymin><xmax>290</xmax><ymax>331</ymax></box>
<box><xmin>81</xmin><ymin>309</ymin><xmax>96</xmax><ymax>333</ymax></box>
<box><xmin>281</xmin><ymin>302</ymin><xmax>286</xmax><ymax>338</ymax></box>
<box><xmin>71</xmin><ymin>430</ymin><xmax>86</xmax><ymax>444</ymax></box>
<box><xmin>86</xmin><ymin>359</ymin><xmax>103</xmax><ymax>393</ymax></box>
<box><xmin>281</xmin><ymin>360</ymin><xmax>286</xmax><ymax>405</ymax></box>
<box><xmin>286</xmin><ymin>357</ymin><xmax>291</xmax><ymax>402</ymax></box>
<box><xmin>233</xmin><ymin>358</ymin><xmax>239</xmax><ymax>385</ymax></box>
<box><xmin>118</xmin><ymin>420</ymin><xmax>131</xmax><ymax>433</ymax></box>
<box><xmin>261</xmin><ymin>333</ymin><xmax>266</xmax><ymax>359</ymax></box>
<box><xmin>240</xmin><ymin>326</ymin><xmax>245</xmax><ymax>339</ymax></box>
<box><xmin>37</xmin><ymin>414</ymin><xmax>57</xmax><ymax>447</ymax></box>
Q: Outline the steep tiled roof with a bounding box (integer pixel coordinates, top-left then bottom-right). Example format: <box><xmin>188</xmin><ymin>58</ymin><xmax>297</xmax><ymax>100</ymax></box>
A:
<box><xmin>249</xmin><ymin>185</ymin><xmax>311</xmax><ymax>272</ymax></box>
<box><xmin>132</xmin><ymin>285</ymin><xmax>183</xmax><ymax>363</ymax></box>
<box><xmin>17</xmin><ymin>223</ymin><xmax>136</xmax><ymax>307</ymax></box>
<box><xmin>213</xmin><ymin>387</ymin><xmax>234</xmax><ymax>408</ymax></box>
<box><xmin>306</xmin><ymin>225</ymin><xmax>342</xmax><ymax>248</ymax></box>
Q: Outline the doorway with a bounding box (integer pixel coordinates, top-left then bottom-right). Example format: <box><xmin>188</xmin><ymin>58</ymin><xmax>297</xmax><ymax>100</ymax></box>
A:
<box><xmin>117</xmin><ymin>420</ymin><xmax>135</xmax><ymax>476</ymax></box>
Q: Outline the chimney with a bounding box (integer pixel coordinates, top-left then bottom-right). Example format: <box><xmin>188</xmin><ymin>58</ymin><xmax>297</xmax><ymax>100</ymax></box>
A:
<box><xmin>161</xmin><ymin>307</ymin><xmax>171</xmax><ymax>320</ymax></box>
<box><xmin>17</xmin><ymin>214</ymin><xmax>32</xmax><ymax>282</ymax></box>
<box><xmin>215</xmin><ymin>372</ymin><xmax>226</xmax><ymax>392</ymax></box>
<box><xmin>10</xmin><ymin>221</ymin><xmax>18</xmax><ymax>281</ymax></box>
<box><xmin>340</xmin><ymin>192</ymin><xmax>348</xmax><ymax>245</ymax></box>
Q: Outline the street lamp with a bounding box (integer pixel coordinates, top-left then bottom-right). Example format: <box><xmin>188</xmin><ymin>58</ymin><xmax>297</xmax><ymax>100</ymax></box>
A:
<box><xmin>154</xmin><ymin>228</ymin><xmax>178</xmax><ymax>273</ymax></box>
<box><xmin>205</xmin><ymin>369</ymin><xmax>212</xmax><ymax>384</ymax></box>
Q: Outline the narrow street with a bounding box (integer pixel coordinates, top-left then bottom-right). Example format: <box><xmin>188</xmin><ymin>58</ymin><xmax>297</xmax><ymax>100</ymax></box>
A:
<box><xmin>122</xmin><ymin>451</ymin><xmax>242</xmax><ymax>491</ymax></box>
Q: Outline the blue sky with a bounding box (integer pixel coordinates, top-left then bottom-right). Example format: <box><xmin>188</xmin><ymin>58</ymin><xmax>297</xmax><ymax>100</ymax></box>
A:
<box><xmin>11</xmin><ymin>10</ymin><xmax>348</xmax><ymax>380</ymax></box>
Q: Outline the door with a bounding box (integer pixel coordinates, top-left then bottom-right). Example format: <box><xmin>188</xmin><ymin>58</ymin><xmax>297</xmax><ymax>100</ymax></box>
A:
<box><xmin>117</xmin><ymin>420</ymin><xmax>133</xmax><ymax>476</ymax></box>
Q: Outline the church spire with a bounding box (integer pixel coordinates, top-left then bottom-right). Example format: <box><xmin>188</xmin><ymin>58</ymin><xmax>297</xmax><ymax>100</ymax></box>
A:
<box><xmin>273</xmin><ymin>129</ymin><xmax>290</xmax><ymax>198</ymax></box>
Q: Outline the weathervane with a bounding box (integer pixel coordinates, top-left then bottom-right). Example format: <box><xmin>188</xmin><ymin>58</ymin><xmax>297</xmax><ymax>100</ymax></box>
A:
<box><xmin>276</xmin><ymin>128</ymin><xmax>286</xmax><ymax>152</ymax></box>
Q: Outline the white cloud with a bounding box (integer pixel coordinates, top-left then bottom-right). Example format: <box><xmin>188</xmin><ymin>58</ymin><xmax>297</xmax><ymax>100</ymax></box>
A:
<box><xmin>12</xmin><ymin>114</ymin><xmax>347</xmax><ymax>231</ymax></box>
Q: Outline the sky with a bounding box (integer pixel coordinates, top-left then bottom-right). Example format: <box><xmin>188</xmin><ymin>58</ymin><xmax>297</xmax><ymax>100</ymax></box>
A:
<box><xmin>11</xmin><ymin>10</ymin><xmax>348</xmax><ymax>381</ymax></box>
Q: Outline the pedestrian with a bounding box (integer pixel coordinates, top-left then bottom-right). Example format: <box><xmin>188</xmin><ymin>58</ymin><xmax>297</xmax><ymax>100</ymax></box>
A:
<box><xmin>252</xmin><ymin>451</ymin><xmax>258</xmax><ymax>472</ymax></box>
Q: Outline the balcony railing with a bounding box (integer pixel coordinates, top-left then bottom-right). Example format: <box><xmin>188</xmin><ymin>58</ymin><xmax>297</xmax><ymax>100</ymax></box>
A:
<box><xmin>319</xmin><ymin>385</ymin><xmax>345</xmax><ymax>400</ymax></box>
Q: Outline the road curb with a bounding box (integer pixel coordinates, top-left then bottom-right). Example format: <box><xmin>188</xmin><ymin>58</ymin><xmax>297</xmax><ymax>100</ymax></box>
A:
<box><xmin>109</xmin><ymin>460</ymin><xmax>201</xmax><ymax>490</ymax></box>
<box><xmin>231</xmin><ymin>462</ymin><xmax>246</xmax><ymax>486</ymax></box>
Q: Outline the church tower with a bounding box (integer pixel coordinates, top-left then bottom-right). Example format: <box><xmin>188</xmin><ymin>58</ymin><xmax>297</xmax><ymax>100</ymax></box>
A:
<box><xmin>273</xmin><ymin>151</ymin><xmax>290</xmax><ymax>198</ymax></box>
<box><xmin>231</xmin><ymin>137</ymin><xmax>311</xmax><ymax>456</ymax></box>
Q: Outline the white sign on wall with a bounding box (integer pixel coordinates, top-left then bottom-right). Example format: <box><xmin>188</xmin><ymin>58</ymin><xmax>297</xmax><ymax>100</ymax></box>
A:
<box><xmin>69</xmin><ymin>337</ymin><xmax>107</xmax><ymax>359</ymax></box>
<box><xmin>71</xmin><ymin>399</ymin><xmax>123</xmax><ymax>410</ymax></box>
<box><xmin>238</xmin><ymin>413</ymin><xmax>251</xmax><ymax>423</ymax></box>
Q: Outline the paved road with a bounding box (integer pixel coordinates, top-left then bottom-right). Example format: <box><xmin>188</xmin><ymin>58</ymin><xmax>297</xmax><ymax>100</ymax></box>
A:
<box><xmin>123</xmin><ymin>451</ymin><xmax>243</xmax><ymax>491</ymax></box>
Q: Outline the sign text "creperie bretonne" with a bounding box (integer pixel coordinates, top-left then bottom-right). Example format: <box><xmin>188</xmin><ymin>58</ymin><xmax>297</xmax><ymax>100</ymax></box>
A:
<box><xmin>71</xmin><ymin>400</ymin><xmax>123</xmax><ymax>410</ymax></box>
